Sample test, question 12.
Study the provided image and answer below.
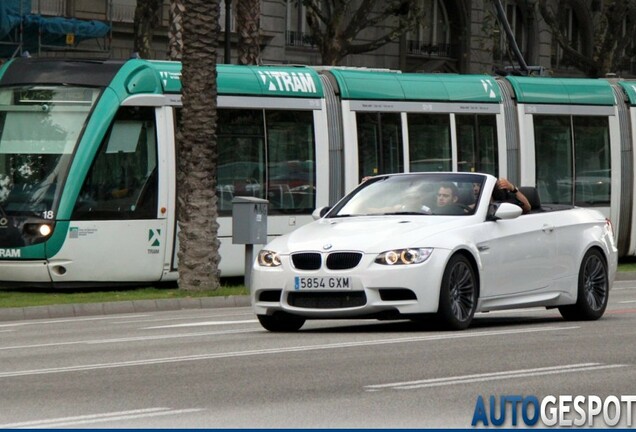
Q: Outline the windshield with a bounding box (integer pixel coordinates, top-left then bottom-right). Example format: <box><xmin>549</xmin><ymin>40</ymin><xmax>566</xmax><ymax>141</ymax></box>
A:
<box><xmin>0</xmin><ymin>86</ymin><xmax>100</xmax><ymax>217</ymax></box>
<box><xmin>330</xmin><ymin>173</ymin><xmax>486</xmax><ymax>217</ymax></box>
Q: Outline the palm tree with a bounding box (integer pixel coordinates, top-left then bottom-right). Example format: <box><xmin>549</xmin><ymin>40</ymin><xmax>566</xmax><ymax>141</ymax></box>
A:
<box><xmin>168</xmin><ymin>0</ymin><xmax>185</xmax><ymax>60</ymax></box>
<box><xmin>236</xmin><ymin>0</ymin><xmax>261</xmax><ymax>65</ymax></box>
<box><xmin>177</xmin><ymin>0</ymin><xmax>221</xmax><ymax>290</ymax></box>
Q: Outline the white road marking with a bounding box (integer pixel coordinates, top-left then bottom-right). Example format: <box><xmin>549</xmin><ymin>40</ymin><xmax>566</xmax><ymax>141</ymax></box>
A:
<box><xmin>0</xmin><ymin>325</ymin><xmax>579</xmax><ymax>379</ymax></box>
<box><xmin>144</xmin><ymin>319</ymin><xmax>258</xmax><ymax>329</ymax></box>
<box><xmin>619</xmin><ymin>300</ymin><xmax>636</xmax><ymax>304</ymax></box>
<box><xmin>365</xmin><ymin>363</ymin><xmax>627</xmax><ymax>391</ymax></box>
<box><xmin>0</xmin><ymin>407</ymin><xmax>204</xmax><ymax>428</ymax></box>
<box><xmin>113</xmin><ymin>311</ymin><xmax>254</xmax><ymax>324</ymax></box>
<box><xmin>0</xmin><ymin>329</ymin><xmax>258</xmax><ymax>351</ymax></box>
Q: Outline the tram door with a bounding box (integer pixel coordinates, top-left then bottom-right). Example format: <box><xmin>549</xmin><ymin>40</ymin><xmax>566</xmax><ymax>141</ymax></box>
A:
<box><xmin>49</xmin><ymin>106</ymin><xmax>169</xmax><ymax>283</ymax></box>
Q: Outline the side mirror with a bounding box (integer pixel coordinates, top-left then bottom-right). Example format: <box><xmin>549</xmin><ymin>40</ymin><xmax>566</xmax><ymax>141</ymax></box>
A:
<box><xmin>488</xmin><ymin>202</ymin><xmax>522</xmax><ymax>221</ymax></box>
<box><xmin>312</xmin><ymin>206</ymin><xmax>331</xmax><ymax>220</ymax></box>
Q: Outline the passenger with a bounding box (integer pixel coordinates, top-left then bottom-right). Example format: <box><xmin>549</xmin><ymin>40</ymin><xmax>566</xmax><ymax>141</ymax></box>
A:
<box><xmin>492</xmin><ymin>178</ymin><xmax>531</xmax><ymax>214</ymax></box>
<box><xmin>464</xmin><ymin>182</ymin><xmax>482</xmax><ymax>210</ymax></box>
<box><xmin>472</xmin><ymin>182</ymin><xmax>481</xmax><ymax>201</ymax></box>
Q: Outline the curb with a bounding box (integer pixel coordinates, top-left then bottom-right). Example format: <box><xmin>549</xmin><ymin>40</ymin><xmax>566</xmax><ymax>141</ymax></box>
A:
<box><xmin>615</xmin><ymin>271</ymin><xmax>636</xmax><ymax>281</ymax></box>
<box><xmin>0</xmin><ymin>295</ymin><xmax>252</xmax><ymax>322</ymax></box>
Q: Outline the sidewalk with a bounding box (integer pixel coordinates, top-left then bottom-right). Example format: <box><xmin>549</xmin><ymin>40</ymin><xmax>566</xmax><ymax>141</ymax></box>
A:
<box><xmin>1</xmin><ymin>271</ymin><xmax>635</xmax><ymax>323</ymax></box>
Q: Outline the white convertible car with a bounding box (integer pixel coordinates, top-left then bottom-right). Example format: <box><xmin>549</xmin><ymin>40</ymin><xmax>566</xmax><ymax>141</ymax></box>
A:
<box><xmin>251</xmin><ymin>172</ymin><xmax>617</xmax><ymax>331</ymax></box>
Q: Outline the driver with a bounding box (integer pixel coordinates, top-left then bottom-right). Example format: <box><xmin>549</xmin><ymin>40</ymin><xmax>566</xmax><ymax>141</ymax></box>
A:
<box><xmin>433</xmin><ymin>183</ymin><xmax>465</xmax><ymax>215</ymax></box>
<box><xmin>0</xmin><ymin>173</ymin><xmax>12</xmax><ymax>204</ymax></box>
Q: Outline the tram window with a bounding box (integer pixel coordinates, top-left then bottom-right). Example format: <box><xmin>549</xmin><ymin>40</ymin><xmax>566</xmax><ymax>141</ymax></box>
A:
<box><xmin>356</xmin><ymin>112</ymin><xmax>403</xmax><ymax>180</ymax></box>
<box><xmin>456</xmin><ymin>114</ymin><xmax>498</xmax><ymax>176</ymax></box>
<box><xmin>573</xmin><ymin>116</ymin><xmax>610</xmax><ymax>206</ymax></box>
<box><xmin>534</xmin><ymin>115</ymin><xmax>572</xmax><ymax>204</ymax></box>
<box><xmin>72</xmin><ymin>107</ymin><xmax>158</xmax><ymax>220</ymax></box>
<box><xmin>407</xmin><ymin>114</ymin><xmax>451</xmax><ymax>172</ymax></box>
<box><xmin>216</xmin><ymin>108</ymin><xmax>317</xmax><ymax>216</ymax></box>
<box><xmin>217</xmin><ymin>109</ymin><xmax>266</xmax><ymax>213</ymax></box>
<box><xmin>0</xmin><ymin>86</ymin><xmax>98</xmax><ymax>216</ymax></box>
<box><xmin>534</xmin><ymin>115</ymin><xmax>610</xmax><ymax>206</ymax></box>
<box><xmin>266</xmin><ymin>110</ymin><xmax>315</xmax><ymax>214</ymax></box>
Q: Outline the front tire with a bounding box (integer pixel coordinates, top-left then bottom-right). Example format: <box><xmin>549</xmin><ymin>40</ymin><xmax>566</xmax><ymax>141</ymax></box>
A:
<box><xmin>257</xmin><ymin>312</ymin><xmax>306</xmax><ymax>332</ymax></box>
<box><xmin>437</xmin><ymin>254</ymin><xmax>477</xmax><ymax>330</ymax></box>
<box><xmin>559</xmin><ymin>249</ymin><xmax>609</xmax><ymax>321</ymax></box>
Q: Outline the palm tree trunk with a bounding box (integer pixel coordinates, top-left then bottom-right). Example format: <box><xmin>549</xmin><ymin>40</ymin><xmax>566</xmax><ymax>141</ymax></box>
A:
<box><xmin>178</xmin><ymin>0</ymin><xmax>221</xmax><ymax>290</ymax></box>
<box><xmin>168</xmin><ymin>0</ymin><xmax>185</xmax><ymax>60</ymax></box>
<box><xmin>236</xmin><ymin>0</ymin><xmax>261</xmax><ymax>65</ymax></box>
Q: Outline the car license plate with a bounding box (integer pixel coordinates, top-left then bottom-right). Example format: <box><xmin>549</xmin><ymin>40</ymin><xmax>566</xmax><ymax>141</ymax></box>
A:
<box><xmin>294</xmin><ymin>276</ymin><xmax>352</xmax><ymax>290</ymax></box>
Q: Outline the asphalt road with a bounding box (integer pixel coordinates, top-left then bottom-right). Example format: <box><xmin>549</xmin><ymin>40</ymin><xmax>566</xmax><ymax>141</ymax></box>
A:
<box><xmin>0</xmin><ymin>281</ymin><xmax>635</xmax><ymax>428</ymax></box>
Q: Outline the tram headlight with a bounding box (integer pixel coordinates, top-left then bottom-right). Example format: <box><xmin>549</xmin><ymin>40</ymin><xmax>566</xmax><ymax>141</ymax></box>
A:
<box><xmin>375</xmin><ymin>248</ymin><xmax>433</xmax><ymax>265</ymax></box>
<box><xmin>23</xmin><ymin>222</ymin><xmax>55</xmax><ymax>239</ymax></box>
<box><xmin>257</xmin><ymin>250</ymin><xmax>282</xmax><ymax>267</ymax></box>
<box><xmin>38</xmin><ymin>224</ymin><xmax>52</xmax><ymax>237</ymax></box>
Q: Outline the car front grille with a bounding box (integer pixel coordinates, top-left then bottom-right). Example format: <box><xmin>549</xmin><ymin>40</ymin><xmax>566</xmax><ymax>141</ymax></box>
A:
<box><xmin>287</xmin><ymin>291</ymin><xmax>367</xmax><ymax>309</ymax></box>
<box><xmin>326</xmin><ymin>252</ymin><xmax>362</xmax><ymax>270</ymax></box>
<box><xmin>291</xmin><ymin>252</ymin><xmax>363</xmax><ymax>270</ymax></box>
<box><xmin>291</xmin><ymin>253</ymin><xmax>321</xmax><ymax>270</ymax></box>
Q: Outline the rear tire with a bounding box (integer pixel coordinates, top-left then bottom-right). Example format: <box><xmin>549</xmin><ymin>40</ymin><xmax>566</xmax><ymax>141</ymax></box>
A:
<box><xmin>257</xmin><ymin>312</ymin><xmax>306</xmax><ymax>332</ymax></box>
<box><xmin>559</xmin><ymin>249</ymin><xmax>609</xmax><ymax>321</ymax></box>
<box><xmin>437</xmin><ymin>254</ymin><xmax>477</xmax><ymax>330</ymax></box>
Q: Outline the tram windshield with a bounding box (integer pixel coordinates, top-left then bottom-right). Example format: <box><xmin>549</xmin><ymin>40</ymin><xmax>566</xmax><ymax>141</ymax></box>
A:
<box><xmin>0</xmin><ymin>86</ymin><xmax>100</xmax><ymax>217</ymax></box>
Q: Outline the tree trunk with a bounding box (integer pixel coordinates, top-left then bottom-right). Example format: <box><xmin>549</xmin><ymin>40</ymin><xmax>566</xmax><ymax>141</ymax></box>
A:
<box><xmin>178</xmin><ymin>0</ymin><xmax>221</xmax><ymax>290</ymax></box>
<box><xmin>236</xmin><ymin>0</ymin><xmax>261</xmax><ymax>64</ymax></box>
<box><xmin>168</xmin><ymin>0</ymin><xmax>185</xmax><ymax>60</ymax></box>
<box><xmin>133</xmin><ymin>0</ymin><xmax>163</xmax><ymax>58</ymax></box>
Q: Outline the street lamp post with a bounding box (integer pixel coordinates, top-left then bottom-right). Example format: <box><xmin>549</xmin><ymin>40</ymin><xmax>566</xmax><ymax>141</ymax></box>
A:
<box><xmin>225</xmin><ymin>0</ymin><xmax>232</xmax><ymax>63</ymax></box>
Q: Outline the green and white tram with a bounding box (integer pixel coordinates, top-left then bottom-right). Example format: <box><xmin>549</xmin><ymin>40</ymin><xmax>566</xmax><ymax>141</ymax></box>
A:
<box><xmin>0</xmin><ymin>57</ymin><xmax>635</xmax><ymax>287</ymax></box>
<box><xmin>0</xmin><ymin>58</ymin><xmax>328</xmax><ymax>285</ymax></box>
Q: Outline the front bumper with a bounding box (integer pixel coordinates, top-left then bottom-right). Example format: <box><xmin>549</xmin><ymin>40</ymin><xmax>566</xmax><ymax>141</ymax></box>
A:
<box><xmin>251</xmin><ymin>249</ymin><xmax>451</xmax><ymax>318</ymax></box>
<box><xmin>0</xmin><ymin>260</ymin><xmax>52</xmax><ymax>286</ymax></box>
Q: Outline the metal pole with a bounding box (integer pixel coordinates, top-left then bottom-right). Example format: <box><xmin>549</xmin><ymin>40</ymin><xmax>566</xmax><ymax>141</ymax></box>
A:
<box><xmin>244</xmin><ymin>244</ymin><xmax>253</xmax><ymax>289</ymax></box>
<box><xmin>493</xmin><ymin>0</ymin><xmax>528</xmax><ymax>73</ymax></box>
<box><xmin>224</xmin><ymin>0</ymin><xmax>231</xmax><ymax>63</ymax></box>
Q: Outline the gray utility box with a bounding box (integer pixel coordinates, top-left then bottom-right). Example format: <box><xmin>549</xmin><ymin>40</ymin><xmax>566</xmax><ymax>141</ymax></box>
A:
<box><xmin>232</xmin><ymin>196</ymin><xmax>268</xmax><ymax>244</ymax></box>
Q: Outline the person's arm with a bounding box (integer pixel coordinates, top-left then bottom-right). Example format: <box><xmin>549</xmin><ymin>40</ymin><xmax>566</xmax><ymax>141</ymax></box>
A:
<box><xmin>497</xmin><ymin>179</ymin><xmax>531</xmax><ymax>214</ymax></box>
<box><xmin>509</xmin><ymin>186</ymin><xmax>531</xmax><ymax>214</ymax></box>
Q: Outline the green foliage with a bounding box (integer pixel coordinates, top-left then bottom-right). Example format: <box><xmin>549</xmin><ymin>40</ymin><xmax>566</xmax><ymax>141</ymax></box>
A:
<box><xmin>0</xmin><ymin>281</ymin><xmax>248</xmax><ymax>309</ymax></box>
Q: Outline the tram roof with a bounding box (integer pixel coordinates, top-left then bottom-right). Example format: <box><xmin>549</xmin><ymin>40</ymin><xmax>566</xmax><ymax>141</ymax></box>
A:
<box><xmin>326</xmin><ymin>69</ymin><xmax>502</xmax><ymax>103</ymax></box>
<box><xmin>146</xmin><ymin>62</ymin><xmax>324</xmax><ymax>98</ymax></box>
<box><xmin>0</xmin><ymin>59</ymin><xmax>324</xmax><ymax>98</ymax></box>
<box><xmin>617</xmin><ymin>81</ymin><xmax>636</xmax><ymax>105</ymax></box>
<box><xmin>505</xmin><ymin>76</ymin><xmax>616</xmax><ymax>105</ymax></box>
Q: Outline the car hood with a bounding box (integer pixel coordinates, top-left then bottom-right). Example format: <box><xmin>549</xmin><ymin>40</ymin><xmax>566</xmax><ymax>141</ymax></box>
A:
<box><xmin>267</xmin><ymin>216</ymin><xmax>473</xmax><ymax>254</ymax></box>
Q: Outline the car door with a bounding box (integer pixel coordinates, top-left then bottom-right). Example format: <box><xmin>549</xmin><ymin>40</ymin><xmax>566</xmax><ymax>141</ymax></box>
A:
<box><xmin>475</xmin><ymin>211</ymin><xmax>557</xmax><ymax>298</ymax></box>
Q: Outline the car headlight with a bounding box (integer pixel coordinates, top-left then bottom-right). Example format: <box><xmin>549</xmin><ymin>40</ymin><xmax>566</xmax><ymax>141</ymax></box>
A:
<box><xmin>258</xmin><ymin>249</ymin><xmax>282</xmax><ymax>267</ymax></box>
<box><xmin>375</xmin><ymin>248</ymin><xmax>433</xmax><ymax>265</ymax></box>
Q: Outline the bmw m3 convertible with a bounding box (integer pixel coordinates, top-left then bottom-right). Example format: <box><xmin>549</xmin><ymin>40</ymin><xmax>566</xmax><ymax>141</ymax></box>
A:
<box><xmin>251</xmin><ymin>172</ymin><xmax>617</xmax><ymax>331</ymax></box>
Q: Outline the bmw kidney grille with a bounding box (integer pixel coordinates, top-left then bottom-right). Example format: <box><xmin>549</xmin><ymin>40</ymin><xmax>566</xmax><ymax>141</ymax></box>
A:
<box><xmin>291</xmin><ymin>252</ymin><xmax>362</xmax><ymax>270</ymax></box>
